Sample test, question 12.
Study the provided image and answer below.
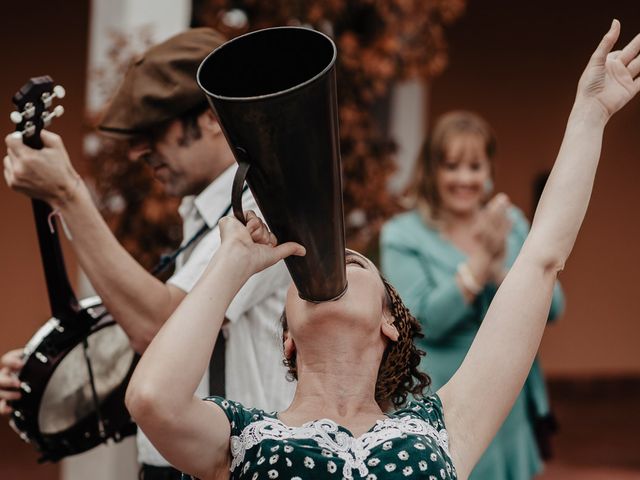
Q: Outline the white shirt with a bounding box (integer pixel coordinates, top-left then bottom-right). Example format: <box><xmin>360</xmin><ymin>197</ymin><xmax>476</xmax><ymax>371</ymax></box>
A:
<box><xmin>137</xmin><ymin>164</ymin><xmax>296</xmax><ymax>466</ymax></box>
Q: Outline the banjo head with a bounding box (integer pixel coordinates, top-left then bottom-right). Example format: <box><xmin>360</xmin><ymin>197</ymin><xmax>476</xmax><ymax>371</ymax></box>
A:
<box><xmin>10</xmin><ymin>296</ymin><xmax>138</xmax><ymax>462</ymax></box>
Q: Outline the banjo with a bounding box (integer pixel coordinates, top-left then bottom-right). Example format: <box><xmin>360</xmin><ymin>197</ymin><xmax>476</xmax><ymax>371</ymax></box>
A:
<box><xmin>8</xmin><ymin>76</ymin><xmax>137</xmax><ymax>462</ymax></box>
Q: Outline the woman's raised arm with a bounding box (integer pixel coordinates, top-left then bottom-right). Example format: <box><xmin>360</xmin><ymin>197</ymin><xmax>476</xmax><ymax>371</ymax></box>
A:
<box><xmin>438</xmin><ymin>20</ymin><xmax>640</xmax><ymax>479</ymax></box>
<box><xmin>125</xmin><ymin>212</ymin><xmax>304</xmax><ymax>479</ymax></box>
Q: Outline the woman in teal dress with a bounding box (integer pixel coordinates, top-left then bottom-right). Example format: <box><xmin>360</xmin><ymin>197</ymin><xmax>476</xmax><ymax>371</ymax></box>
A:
<box><xmin>122</xmin><ymin>23</ymin><xmax>639</xmax><ymax>480</ymax></box>
<box><xmin>381</xmin><ymin>111</ymin><xmax>565</xmax><ymax>479</ymax></box>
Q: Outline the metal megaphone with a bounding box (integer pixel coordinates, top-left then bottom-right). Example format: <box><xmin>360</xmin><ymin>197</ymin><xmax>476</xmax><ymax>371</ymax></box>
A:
<box><xmin>197</xmin><ymin>26</ymin><xmax>347</xmax><ymax>302</ymax></box>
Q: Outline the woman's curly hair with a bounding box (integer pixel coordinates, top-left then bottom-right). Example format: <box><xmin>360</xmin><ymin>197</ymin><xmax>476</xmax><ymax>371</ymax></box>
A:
<box><xmin>281</xmin><ymin>275</ymin><xmax>430</xmax><ymax>411</ymax></box>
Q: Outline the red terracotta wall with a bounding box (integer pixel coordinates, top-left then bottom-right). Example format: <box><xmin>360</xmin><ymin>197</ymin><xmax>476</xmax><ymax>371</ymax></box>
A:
<box><xmin>0</xmin><ymin>1</ymin><xmax>89</xmax><ymax>478</ymax></box>
<box><xmin>429</xmin><ymin>0</ymin><xmax>640</xmax><ymax>376</ymax></box>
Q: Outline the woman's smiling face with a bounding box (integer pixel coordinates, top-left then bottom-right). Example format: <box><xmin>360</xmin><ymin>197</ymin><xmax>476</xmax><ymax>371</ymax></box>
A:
<box><xmin>435</xmin><ymin>131</ymin><xmax>492</xmax><ymax>216</ymax></box>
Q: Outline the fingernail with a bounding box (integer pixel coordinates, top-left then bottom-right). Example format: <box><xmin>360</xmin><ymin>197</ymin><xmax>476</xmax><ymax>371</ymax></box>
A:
<box><xmin>11</xmin><ymin>132</ymin><xmax>22</xmax><ymax>140</ymax></box>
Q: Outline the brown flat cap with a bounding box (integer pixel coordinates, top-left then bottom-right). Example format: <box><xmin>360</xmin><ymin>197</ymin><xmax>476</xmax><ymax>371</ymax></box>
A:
<box><xmin>98</xmin><ymin>28</ymin><xmax>226</xmax><ymax>137</ymax></box>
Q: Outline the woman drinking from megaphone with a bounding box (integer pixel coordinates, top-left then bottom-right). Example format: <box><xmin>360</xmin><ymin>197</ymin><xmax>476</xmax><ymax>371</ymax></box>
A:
<box><xmin>126</xmin><ymin>20</ymin><xmax>640</xmax><ymax>480</ymax></box>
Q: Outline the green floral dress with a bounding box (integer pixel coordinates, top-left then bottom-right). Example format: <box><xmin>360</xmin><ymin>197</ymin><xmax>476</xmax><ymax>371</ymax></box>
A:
<box><xmin>193</xmin><ymin>395</ymin><xmax>457</xmax><ymax>480</ymax></box>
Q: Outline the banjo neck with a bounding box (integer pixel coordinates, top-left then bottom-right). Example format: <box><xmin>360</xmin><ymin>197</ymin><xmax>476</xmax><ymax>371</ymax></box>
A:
<box><xmin>12</xmin><ymin>76</ymin><xmax>79</xmax><ymax>322</ymax></box>
<box><xmin>30</xmin><ymin>198</ymin><xmax>79</xmax><ymax>321</ymax></box>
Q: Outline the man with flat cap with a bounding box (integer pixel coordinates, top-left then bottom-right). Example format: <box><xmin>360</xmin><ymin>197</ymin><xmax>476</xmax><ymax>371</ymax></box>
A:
<box><xmin>1</xmin><ymin>28</ymin><xmax>295</xmax><ymax>479</ymax></box>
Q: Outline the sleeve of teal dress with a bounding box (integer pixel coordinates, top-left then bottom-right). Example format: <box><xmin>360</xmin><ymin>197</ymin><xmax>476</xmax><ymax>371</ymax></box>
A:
<box><xmin>509</xmin><ymin>208</ymin><xmax>565</xmax><ymax>322</ymax></box>
<box><xmin>380</xmin><ymin>219</ymin><xmax>474</xmax><ymax>341</ymax></box>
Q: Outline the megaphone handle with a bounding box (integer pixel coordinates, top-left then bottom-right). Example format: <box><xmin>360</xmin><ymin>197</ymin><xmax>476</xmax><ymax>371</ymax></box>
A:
<box><xmin>232</xmin><ymin>148</ymin><xmax>251</xmax><ymax>224</ymax></box>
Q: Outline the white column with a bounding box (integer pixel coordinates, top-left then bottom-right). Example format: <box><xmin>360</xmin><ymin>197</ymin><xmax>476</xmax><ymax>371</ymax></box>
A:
<box><xmin>86</xmin><ymin>0</ymin><xmax>192</xmax><ymax>114</ymax></box>
<box><xmin>387</xmin><ymin>79</ymin><xmax>428</xmax><ymax>193</ymax></box>
<box><xmin>62</xmin><ymin>1</ymin><xmax>190</xmax><ymax>479</ymax></box>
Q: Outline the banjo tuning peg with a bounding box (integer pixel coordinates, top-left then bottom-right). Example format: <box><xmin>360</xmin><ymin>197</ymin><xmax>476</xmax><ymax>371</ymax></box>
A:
<box><xmin>53</xmin><ymin>85</ymin><xmax>66</xmax><ymax>99</ymax></box>
<box><xmin>10</xmin><ymin>111</ymin><xmax>23</xmax><ymax>124</ymax></box>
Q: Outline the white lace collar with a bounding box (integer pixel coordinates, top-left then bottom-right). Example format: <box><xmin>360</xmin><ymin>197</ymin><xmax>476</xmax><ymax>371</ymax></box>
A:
<box><xmin>229</xmin><ymin>415</ymin><xmax>450</xmax><ymax>479</ymax></box>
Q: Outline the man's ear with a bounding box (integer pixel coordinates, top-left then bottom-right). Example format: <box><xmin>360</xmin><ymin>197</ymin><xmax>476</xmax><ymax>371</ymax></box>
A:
<box><xmin>283</xmin><ymin>332</ymin><xmax>296</xmax><ymax>358</ymax></box>
<box><xmin>381</xmin><ymin>315</ymin><xmax>399</xmax><ymax>342</ymax></box>
<box><xmin>200</xmin><ymin>109</ymin><xmax>222</xmax><ymax>135</ymax></box>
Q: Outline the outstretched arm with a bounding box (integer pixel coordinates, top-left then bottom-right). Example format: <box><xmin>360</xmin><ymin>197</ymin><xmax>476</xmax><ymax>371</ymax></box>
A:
<box><xmin>3</xmin><ymin>132</ymin><xmax>186</xmax><ymax>352</ymax></box>
<box><xmin>126</xmin><ymin>212</ymin><xmax>304</xmax><ymax>479</ymax></box>
<box><xmin>438</xmin><ymin>21</ymin><xmax>640</xmax><ymax>478</ymax></box>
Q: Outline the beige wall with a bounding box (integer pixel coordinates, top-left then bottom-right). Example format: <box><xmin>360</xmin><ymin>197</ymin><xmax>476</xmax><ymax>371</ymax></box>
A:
<box><xmin>429</xmin><ymin>0</ymin><xmax>640</xmax><ymax>376</ymax></box>
<box><xmin>0</xmin><ymin>0</ymin><xmax>89</xmax><ymax>478</ymax></box>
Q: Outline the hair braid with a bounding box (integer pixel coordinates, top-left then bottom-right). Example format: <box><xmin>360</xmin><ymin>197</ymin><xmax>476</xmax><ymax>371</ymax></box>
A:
<box><xmin>375</xmin><ymin>278</ymin><xmax>430</xmax><ymax>410</ymax></box>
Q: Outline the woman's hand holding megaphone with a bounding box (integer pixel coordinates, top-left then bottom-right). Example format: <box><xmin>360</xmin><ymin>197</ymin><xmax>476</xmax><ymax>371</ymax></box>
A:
<box><xmin>219</xmin><ymin>210</ymin><xmax>306</xmax><ymax>277</ymax></box>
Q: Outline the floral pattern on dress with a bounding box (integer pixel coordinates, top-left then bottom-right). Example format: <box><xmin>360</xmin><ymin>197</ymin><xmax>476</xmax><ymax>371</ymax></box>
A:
<box><xmin>194</xmin><ymin>395</ymin><xmax>457</xmax><ymax>480</ymax></box>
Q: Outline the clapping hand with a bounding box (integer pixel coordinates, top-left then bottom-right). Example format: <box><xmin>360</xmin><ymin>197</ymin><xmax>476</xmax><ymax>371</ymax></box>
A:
<box><xmin>474</xmin><ymin>193</ymin><xmax>512</xmax><ymax>257</ymax></box>
<box><xmin>576</xmin><ymin>20</ymin><xmax>640</xmax><ymax>120</ymax></box>
<box><xmin>473</xmin><ymin>194</ymin><xmax>512</xmax><ymax>285</ymax></box>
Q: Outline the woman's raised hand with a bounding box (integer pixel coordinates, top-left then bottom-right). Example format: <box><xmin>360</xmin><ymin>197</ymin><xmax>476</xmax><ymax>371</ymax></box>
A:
<box><xmin>219</xmin><ymin>211</ymin><xmax>305</xmax><ymax>275</ymax></box>
<box><xmin>576</xmin><ymin>20</ymin><xmax>640</xmax><ymax>120</ymax></box>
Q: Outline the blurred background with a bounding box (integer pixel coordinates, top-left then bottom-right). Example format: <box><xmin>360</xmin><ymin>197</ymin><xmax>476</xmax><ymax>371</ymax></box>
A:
<box><xmin>1</xmin><ymin>0</ymin><xmax>638</xmax><ymax>479</ymax></box>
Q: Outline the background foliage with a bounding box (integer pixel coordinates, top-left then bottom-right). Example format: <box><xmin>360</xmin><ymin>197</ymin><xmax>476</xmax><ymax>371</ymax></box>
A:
<box><xmin>87</xmin><ymin>0</ymin><xmax>465</xmax><ymax>267</ymax></box>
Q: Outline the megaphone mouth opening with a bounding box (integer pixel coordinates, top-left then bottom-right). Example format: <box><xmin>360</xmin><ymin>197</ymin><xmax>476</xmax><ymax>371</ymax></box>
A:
<box><xmin>298</xmin><ymin>281</ymin><xmax>349</xmax><ymax>304</ymax></box>
<box><xmin>197</xmin><ymin>26</ymin><xmax>337</xmax><ymax>102</ymax></box>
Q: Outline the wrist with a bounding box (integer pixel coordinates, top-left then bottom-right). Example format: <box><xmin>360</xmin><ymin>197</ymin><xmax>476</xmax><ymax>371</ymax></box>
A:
<box><xmin>469</xmin><ymin>248</ymin><xmax>492</xmax><ymax>281</ymax></box>
<box><xmin>457</xmin><ymin>262</ymin><xmax>483</xmax><ymax>297</ymax></box>
<box><xmin>51</xmin><ymin>174</ymin><xmax>83</xmax><ymax>211</ymax></box>
<box><xmin>570</xmin><ymin>99</ymin><xmax>609</xmax><ymax>129</ymax></box>
<box><xmin>214</xmin><ymin>242</ymin><xmax>256</xmax><ymax>280</ymax></box>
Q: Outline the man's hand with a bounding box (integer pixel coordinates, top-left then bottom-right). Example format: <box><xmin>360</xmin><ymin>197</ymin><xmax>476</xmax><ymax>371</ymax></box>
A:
<box><xmin>0</xmin><ymin>349</ymin><xmax>25</xmax><ymax>415</ymax></box>
<box><xmin>4</xmin><ymin>130</ymin><xmax>81</xmax><ymax>207</ymax></box>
